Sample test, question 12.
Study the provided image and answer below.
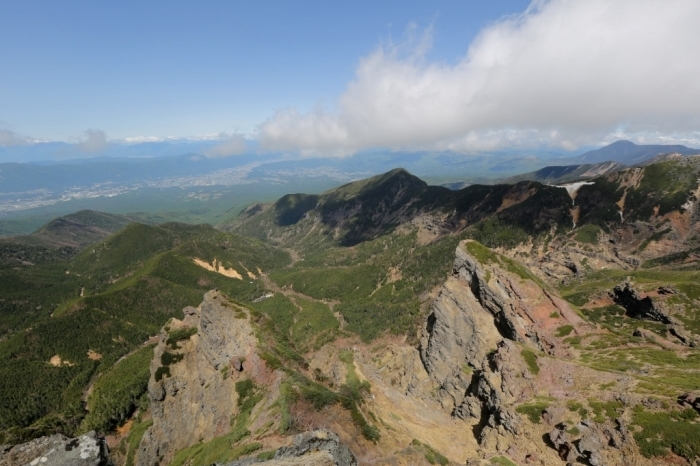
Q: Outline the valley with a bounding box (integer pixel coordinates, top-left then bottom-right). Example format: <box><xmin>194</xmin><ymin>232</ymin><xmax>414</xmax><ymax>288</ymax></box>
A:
<box><xmin>2</xmin><ymin>153</ymin><xmax>700</xmax><ymax>465</ymax></box>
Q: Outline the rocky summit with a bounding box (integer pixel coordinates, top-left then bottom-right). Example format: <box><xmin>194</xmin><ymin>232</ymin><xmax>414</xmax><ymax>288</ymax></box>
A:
<box><xmin>2</xmin><ymin>158</ymin><xmax>700</xmax><ymax>465</ymax></box>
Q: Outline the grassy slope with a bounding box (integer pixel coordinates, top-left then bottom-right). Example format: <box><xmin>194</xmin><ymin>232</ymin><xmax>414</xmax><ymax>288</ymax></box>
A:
<box><xmin>0</xmin><ymin>221</ymin><xmax>291</xmax><ymax>443</ymax></box>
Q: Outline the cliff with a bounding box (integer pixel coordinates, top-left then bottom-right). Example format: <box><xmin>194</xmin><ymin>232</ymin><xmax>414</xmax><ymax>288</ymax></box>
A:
<box><xmin>136</xmin><ymin>291</ymin><xmax>270</xmax><ymax>466</ymax></box>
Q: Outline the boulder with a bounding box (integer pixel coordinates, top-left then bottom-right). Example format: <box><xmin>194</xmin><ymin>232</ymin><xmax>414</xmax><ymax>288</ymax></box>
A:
<box><xmin>0</xmin><ymin>431</ymin><xmax>110</xmax><ymax>466</ymax></box>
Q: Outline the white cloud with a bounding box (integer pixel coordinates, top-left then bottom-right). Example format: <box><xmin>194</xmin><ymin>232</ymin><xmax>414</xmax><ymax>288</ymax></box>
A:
<box><xmin>260</xmin><ymin>0</ymin><xmax>700</xmax><ymax>155</ymax></box>
<box><xmin>204</xmin><ymin>133</ymin><xmax>248</xmax><ymax>158</ymax></box>
<box><xmin>77</xmin><ymin>129</ymin><xmax>109</xmax><ymax>152</ymax></box>
<box><xmin>0</xmin><ymin>128</ymin><xmax>30</xmax><ymax>147</ymax></box>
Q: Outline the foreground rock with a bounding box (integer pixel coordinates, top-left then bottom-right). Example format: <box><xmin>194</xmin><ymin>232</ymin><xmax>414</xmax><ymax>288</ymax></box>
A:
<box><xmin>225</xmin><ymin>430</ymin><xmax>357</xmax><ymax>466</ymax></box>
<box><xmin>136</xmin><ymin>290</ymin><xmax>262</xmax><ymax>466</ymax></box>
<box><xmin>0</xmin><ymin>432</ymin><xmax>110</xmax><ymax>466</ymax></box>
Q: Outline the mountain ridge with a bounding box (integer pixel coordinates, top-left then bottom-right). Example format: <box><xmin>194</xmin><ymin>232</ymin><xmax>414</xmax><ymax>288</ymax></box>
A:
<box><xmin>3</xmin><ymin>157</ymin><xmax>700</xmax><ymax>464</ymax></box>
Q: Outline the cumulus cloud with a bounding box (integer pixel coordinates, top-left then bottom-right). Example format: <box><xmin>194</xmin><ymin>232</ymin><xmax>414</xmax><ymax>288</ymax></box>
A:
<box><xmin>204</xmin><ymin>133</ymin><xmax>248</xmax><ymax>157</ymax></box>
<box><xmin>260</xmin><ymin>0</ymin><xmax>700</xmax><ymax>155</ymax></box>
<box><xmin>77</xmin><ymin>129</ymin><xmax>109</xmax><ymax>152</ymax></box>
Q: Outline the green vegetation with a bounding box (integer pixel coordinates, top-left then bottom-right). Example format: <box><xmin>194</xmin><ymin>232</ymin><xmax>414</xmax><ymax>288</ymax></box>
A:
<box><xmin>642</xmin><ymin>246</ymin><xmax>700</xmax><ymax>268</ymax></box>
<box><xmin>5</xmin><ymin>160</ymin><xmax>700</xmax><ymax>449</ymax></box>
<box><xmin>337</xmin><ymin>350</ymin><xmax>379</xmax><ymax>441</ymax></box>
<box><xmin>411</xmin><ymin>439</ymin><xmax>449</xmax><ymax>466</ymax></box>
<box><xmin>269</xmin><ymin>229</ymin><xmax>463</xmax><ymax>342</ymax></box>
<box><xmin>567</xmin><ymin>400</ymin><xmax>589</xmax><ymax>419</ymax></box>
<box><xmin>575</xmin><ymin>224</ymin><xmax>601</xmax><ymax>244</ymax></box>
<box><xmin>462</xmin><ymin>217</ymin><xmax>530</xmax><ymax>250</ymax></box>
<box><xmin>0</xmin><ymin>218</ymin><xmax>293</xmax><ymax>442</ymax></box>
<box><xmin>490</xmin><ymin>456</ymin><xmax>518</xmax><ymax>466</ymax></box>
<box><xmin>516</xmin><ymin>402</ymin><xmax>549</xmax><ymax>424</ymax></box>
<box><xmin>588</xmin><ymin>399</ymin><xmax>623</xmax><ymax>423</ymax></box>
<box><xmin>273</xmin><ymin>194</ymin><xmax>319</xmax><ymax>226</ymax></box>
<box><xmin>276</xmin><ymin>382</ymin><xmax>296</xmax><ymax>434</ymax></box>
<box><xmin>339</xmin><ymin>350</ymin><xmax>371</xmax><ymax>402</ymax></box>
<box><xmin>290</xmin><ymin>298</ymin><xmax>339</xmax><ymax>352</ymax></box>
<box><xmin>520</xmin><ymin>349</ymin><xmax>540</xmax><ymax>375</ymax></box>
<box><xmin>627</xmin><ymin>162</ymin><xmax>699</xmax><ymax>220</ymax></box>
<box><xmin>155</xmin><ymin>351</ymin><xmax>184</xmax><ymax>382</ymax></box>
<box><xmin>235</xmin><ymin>379</ymin><xmax>256</xmax><ymax>406</ymax></box>
<box><xmin>633</xmin><ymin>406</ymin><xmax>700</xmax><ymax>461</ymax></box>
<box><xmin>464</xmin><ymin>241</ymin><xmax>545</xmax><ymax>286</ymax></box>
<box><xmin>123</xmin><ymin>418</ymin><xmax>153</xmax><ymax>466</ymax></box>
<box><xmin>256</xmin><ymin>450</ymin><xmax>276</xmax><ymax>461</ymax></box>
<box><xmin>81</xmin><ymin>345</ymin><xmax>154</xmax><ymax>433</ymax></box>
<box><xmin>166</xmin><ymin>326</ymin><xmax>197</xmax><ymax>349</ymax></box>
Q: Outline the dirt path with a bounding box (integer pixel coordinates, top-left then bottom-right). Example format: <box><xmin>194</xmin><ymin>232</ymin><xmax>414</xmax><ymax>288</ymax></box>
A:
<box><xmin>283</xmin><ymin>248</ymin><xmax>302</xmax><ymax>267</ymax></box>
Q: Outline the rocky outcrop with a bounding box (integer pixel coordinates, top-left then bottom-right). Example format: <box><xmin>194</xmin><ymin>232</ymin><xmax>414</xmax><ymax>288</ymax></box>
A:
<box><xmin>0</xmin><ymin>432</ymin><xmax>110</xmax><ymax>466</ymax></box>
<box><xmin>420</xmin><ymin>240</ymin><xmax>581</xmax><ymax>446</ymax></box>
<box><xmin>136</xmin><ymin>291</ymin><xmax>261</xmax><ymax>466</ymax></box>
<box><xmin>549</xmin><ymin>419</ymin><xmax>634</xmax><ymax>466</ymax></box>
<box><xmin>613</xmin><ymin>282</ymin><xmax>675</xmax><ymax>324</ymax></box>
<box><xmin>225</xmin><ymin>429</ymin><xmax>357</xmax><ymax>466</ymax></box>
<box><xmin>679</xmin><ymin>392</ymin><xmax>700</xmax><ymax>413</ymax></box>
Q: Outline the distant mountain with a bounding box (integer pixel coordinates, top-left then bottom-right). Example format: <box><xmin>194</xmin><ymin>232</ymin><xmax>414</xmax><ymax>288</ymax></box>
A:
<box><xmin>0</xmin><ymin>210</ymin><xmax>134</xmax><ymax>251</ymax></box>
<box><xmin>569</xmin><ymin>140</ymin><xmax>700</xmax><ymax>165</ymax></box>
<box><xmin>502</xmin><ymin>161</ymin><xmax>624</xmax><ymax>185</ymax></box>
<box><xmin>0</xmin><ymin>140</ymin><xmax>222</xmax><ymax>163</ymax></box>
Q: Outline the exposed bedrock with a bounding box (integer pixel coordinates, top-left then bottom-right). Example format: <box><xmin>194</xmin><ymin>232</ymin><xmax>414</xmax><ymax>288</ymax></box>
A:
<box><xmin>420</xmin><ymin>240</ymin><xmax>582</xmax><ymax>444</ymax></box>
<box><xmin>136</xmin><ymin>291</ymin><xmax>260</xmax><ymax>466</ymax></box>
<box><xmin>0</xmin><ymin>431</ymin><xmax>110</xmax><ymax>466</ymax></box>
<box><xmin>225</xmin><ymin>429</ymin><xmax>357</xmax><ymax>466</ymax></box>
<box><xmin>612</xmin><ymin>281</ymin><xmax>675</xmax><ymax>324</ymax></box>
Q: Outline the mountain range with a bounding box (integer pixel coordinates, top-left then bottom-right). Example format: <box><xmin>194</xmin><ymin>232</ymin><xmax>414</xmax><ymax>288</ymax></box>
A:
<box><xmin>1</xmin><ymin>153</ymin><xmax>700</xmax><ymax>465</ymax></box>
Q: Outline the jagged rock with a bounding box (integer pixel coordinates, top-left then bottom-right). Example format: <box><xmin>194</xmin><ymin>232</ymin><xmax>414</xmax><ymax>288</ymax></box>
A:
<box><xmin>419</xmin><ymin>247</ymin><xmax>502</xmax><ymax>411</ymax></box>
<box><xmin>0</xmin><ymin>431</ymin><xmax>110</xmax><ymax>466</ymax></box>
<box><xmin>548</xmin><ymin>424</ymin><xmax>577</xmax><ymax>462</ymax></box>
<box><xmin>612</xmin><ymin>282</ymin><xmax>675</xmax><ymax>324</ymax></box>
<box><xmin>420</xmin><ymin>241</ymin><xmax>586</xmax><ymax>445</ymax></box>
<box><xmin>453</xmin><ymin>395</ymin><xmax>482</xmax><ymax>420</ymax></box>
<box><xmin>225</xmin><ymin>429</ymin><xmax>356</xmax><ymax>466</ymax></box>
<box><xmin>137</xmin><ymin>291</ymin><xmax>259</xmax><ymax>466</ymax></box>
<box><xmin>669</xmin><ymin>325</ymin><xmax>699</xmax><ymax>347</ymax></box>
<box><xmin>577</xmin><ymin>432</ymin><xmax>604</xmax><ymax>466</ymax></box>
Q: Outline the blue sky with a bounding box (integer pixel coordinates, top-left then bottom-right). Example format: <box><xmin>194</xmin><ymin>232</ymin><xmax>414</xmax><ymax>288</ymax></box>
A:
<box><xmin>1</xmin><ymin>1</ymin><xmax>527</xmax><ymax>140</ymax></box>
<box><xmin>2</xmin><ymin>0</ymin><xmax>700</xmax><ymax>156</ymax></box>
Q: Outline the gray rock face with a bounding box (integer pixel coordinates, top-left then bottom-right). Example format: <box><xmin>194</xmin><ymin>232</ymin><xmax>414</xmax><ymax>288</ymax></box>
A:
<box><xmin>420</xmin><ymin>241</ymin><xmax>542</xmax><ymax>443</ymax></box>
<box><xmin>225</xmin><ymin>430</ymin><xmax>357</xmax><ymax>466</ymax></box>
<box><xmin>136</xmin><ymin>291</ymin><xmax>258</xmax><ymax>466</ymax></box>
<box><xmin>420</xmin><ymin>240</ymin><xmax>586</xmax><ymax>449</ymax></box>
<box><xmin>0</xmin><ymin>432</ymin><xmax>110</xmax><ymax>466</ymax></box>
<box><xmin>548</xmin><ymin>424</ymin><xmax>577</xmax><ymax>462</ymax></box>
<box><xmin>420</xmin><ymin>269</ymin><xmax>502</xmax><ymax>412</ymax></box>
